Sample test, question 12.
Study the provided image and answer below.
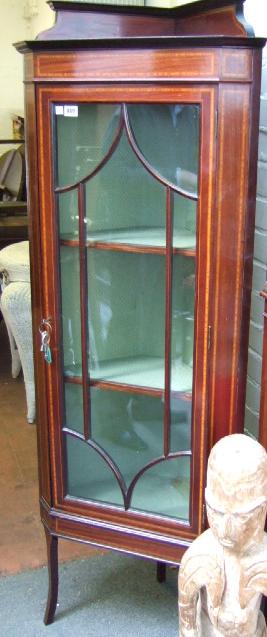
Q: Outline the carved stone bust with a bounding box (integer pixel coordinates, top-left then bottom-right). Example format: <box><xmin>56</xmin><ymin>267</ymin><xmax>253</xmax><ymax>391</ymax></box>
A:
<box><xmin>178</xmin><ymin>434</ymin><xmax>267</xmax><ymax>637</ymax></box>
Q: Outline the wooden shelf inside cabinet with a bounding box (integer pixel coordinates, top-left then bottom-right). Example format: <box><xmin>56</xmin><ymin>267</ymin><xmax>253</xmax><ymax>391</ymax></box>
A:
<box><xmin>64</xmin><ymin>355</ymin><xmax>193</xmax><ymax>398</ymax></box>
<box><xmin>60</xmin><ymin>228</ymin><xmax>196</xmax><ymax>256</ymax></box>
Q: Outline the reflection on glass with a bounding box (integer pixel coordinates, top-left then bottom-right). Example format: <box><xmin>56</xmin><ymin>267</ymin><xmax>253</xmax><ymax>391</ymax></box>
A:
<box><xmin>131</xmin><ymin>456</ymin><xmax>190</xmax><ymax>521</ymax></box>
<box><xmin>66</xmin><ymin>434</ymin><xmax>124</xmax><ymax>506</ymax></box>
<box><xmin>127</xmin><ymin>104</ymin><xmax>199</xmax><ymax>194</ymax></box>
<box><xmin>91</xmin><ymin>389</ymin><xmax>163</xmax><ymax>486</ymax></box>
<box><xmin>87</xmin><ymin>251</ymin><xmax>165</xmax><ymax>387</ymax></box>
<box><xmin>64</xmin><ymin>383</ymin><xmax>83</xmax><ymax>434</ymax></box>
<box><xmin>60</xmin><ymin>247</ymin><xmax>81</xmax><ymax>375</ymax></box>
<box><xmin>58</xmin><ymin>190</ymin><xmax>79</xmax><ymax>239</ymax></box>
<box><xmin>55</xmin><ymin>104</ymin><xmax>120</xmax><ymax>188</ymax></box>
<box><xmin>85</xmin><ymin>130</ymin><xmax>165</xmax><ymax>245</ymax></box>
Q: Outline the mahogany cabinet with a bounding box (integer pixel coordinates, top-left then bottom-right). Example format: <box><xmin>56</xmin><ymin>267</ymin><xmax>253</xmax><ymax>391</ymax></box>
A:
<box><xmin>15</xmin><ymin>0</ymin><xmax>266</xmax><ymax>624</ymax></box>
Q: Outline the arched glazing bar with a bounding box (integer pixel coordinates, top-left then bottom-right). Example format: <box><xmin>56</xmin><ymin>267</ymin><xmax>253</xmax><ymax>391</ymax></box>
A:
<box><xmin>55</xmin><ymin>106</ymin><xmax>125</xmax><ymax>194</ymax></box>
<box><xmin>63</xmin><ymin>427</ymin><xmax>128</xmax><ymax>508</ymax></box>
<box><xmin>125</xmin><ymin>450</ymin><xmax>192</xmax><ymax>510</ymax></box>
<box><xmin>123</xmin><ymin>104</ymin><xmax>198</xmax><ymax>201</ymax></box>
<box><xmin>54</xmin><ymin>104</ymin><xmax>199</xmax><ymax>202</ymax></box>
<box><xmin>64</xmin><ymin>427</ymin><xmax>192</xmax><ymax>514</ymax></box>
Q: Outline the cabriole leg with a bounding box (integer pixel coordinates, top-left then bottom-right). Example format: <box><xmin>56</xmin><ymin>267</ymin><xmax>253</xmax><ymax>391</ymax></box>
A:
<box><xmin>44</xmin><ymin>528</ymin><xmax>59</xmax><ymax>625</ymax></box>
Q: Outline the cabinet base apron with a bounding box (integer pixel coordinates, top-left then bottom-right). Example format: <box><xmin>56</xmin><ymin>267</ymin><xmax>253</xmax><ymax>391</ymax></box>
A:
<box><xmin>41</xmin><ymin>502</ymin><xmax>188</xmax><ymax>624</ymax></box>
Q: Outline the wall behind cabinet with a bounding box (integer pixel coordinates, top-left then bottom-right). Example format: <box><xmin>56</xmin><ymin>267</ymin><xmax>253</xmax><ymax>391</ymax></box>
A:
<box><xmin>0</xmin><ymin>1</ymin><xmax>26</xmax><ymax>139</ymax></box>
<box><xmin>245</xmin><ymin>48</ymin><xmax>267</xmax><ymax>439</ymax></box>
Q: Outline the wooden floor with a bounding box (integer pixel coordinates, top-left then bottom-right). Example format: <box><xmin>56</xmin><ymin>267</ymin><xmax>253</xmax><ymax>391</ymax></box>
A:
<box><xmin>0</xmin><ymin>319</ymin><xmax>99</xmax><ymax>575</ymax></box>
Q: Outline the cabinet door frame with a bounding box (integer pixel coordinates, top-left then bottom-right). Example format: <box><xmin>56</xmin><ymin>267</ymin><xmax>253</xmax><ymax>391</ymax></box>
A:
<box><xmin>36</xmin><ymin>83</ymin><xmax>217</xmax><ymax>548</ymax></box>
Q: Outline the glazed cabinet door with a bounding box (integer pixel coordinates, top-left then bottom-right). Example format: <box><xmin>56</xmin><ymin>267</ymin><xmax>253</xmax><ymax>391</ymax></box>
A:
<box><xmin>37</xmin><ymin>84</ymin><xmax>216</xmax><ymax>554</ymax></box>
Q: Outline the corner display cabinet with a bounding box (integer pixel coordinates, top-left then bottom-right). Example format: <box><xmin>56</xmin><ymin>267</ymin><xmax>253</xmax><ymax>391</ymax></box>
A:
<box><xmin>16</xmin><ymin>0</ymin><xmax>266</xmax><ymax>625</ymax></box>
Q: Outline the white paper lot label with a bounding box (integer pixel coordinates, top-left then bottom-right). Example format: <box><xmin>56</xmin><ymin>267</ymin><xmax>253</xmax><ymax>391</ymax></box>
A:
<box><xmin>55</xmin><ymin>105</ymin><xmax>79</xmax><ymax>116</ymax></box>
<box><xmin>64</xmin><ymin>105</ymin><xmax>79</xmax><ymax>117</ymax></box>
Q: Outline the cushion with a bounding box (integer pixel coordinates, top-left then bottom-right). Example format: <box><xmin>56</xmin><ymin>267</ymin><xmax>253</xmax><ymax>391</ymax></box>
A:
<box><xmin>0</xmin><ymin>240</ymin><xmax>30</xmax><ymax>283</ymax></box>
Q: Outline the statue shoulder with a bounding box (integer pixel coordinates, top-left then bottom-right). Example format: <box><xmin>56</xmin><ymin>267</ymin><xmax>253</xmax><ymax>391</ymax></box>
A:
<box><xmin>180</xmin><ymin>529</ymin><xmax>219</xmax><ymax>566</ymax></box>
<box><xmin>179</xmin><ymin>530</ymin><xmax>224</xmax><ymax>608</ymax></box>
<box><xmin>240</xmin><ymin>533</ymin><xmax>267</xmax><ymax>607</ymax></box>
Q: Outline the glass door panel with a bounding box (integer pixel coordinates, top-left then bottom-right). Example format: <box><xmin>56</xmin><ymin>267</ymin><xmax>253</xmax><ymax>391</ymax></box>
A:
<box><xmin>60</xmin><ymin>246</ymin><xmax>82</xmax><ymax>376</ymax></box>
<box><xmin>64</xmin><ymin>383</ymin><xmax>83</xmax><ymax>435</ymax></box>
<box><xmin>58</xmin><ymin>190</ymin><xmax>79</xmax><ymax>239</ymax></box>
<box><xmin>170</xmin><ymin>248</ymin><xmax>195</xmax><ymax>457</ymax></box>
<box><xmin>171</xmin><ymin>254</ymin><xmax>195</xmax><ymax>386</ymax></box>
<box><xmin>85</xmin><ymin>130</ymin><xmax>166</xmax><ymax>247</ymax></box>
<box><xmin>170</xmin><ymin>396</ymin><xmax>192</xmax><ymax>453</ymax></box>
<box><xmin>173</xmin><ymin>194</ymin><xmax>196</xmax><ymax>251</ymax></box>
<box><xmin>91</xmin><ymin>389</ymin><xmax>164</xmax><ymax>487</ymax></box>
<box><xmin>56</xmin><ymin>104</ymin><xmax>120</xmax><ymax>188</ymax></box>
<box><xmin>55</xmin><ymin>100</ymin><xmax>200</xmax><ymax>523</ymax></box>
<box><xmin>63</xmin><ymin>386</ymin><xmax>191</xmax><ymax>516</ymax></box>
<box><xmin>127</xmin><ymin>104</ymin><xmax>199</xmax><ymax>195</ymax></box>
<box><xmin>88</xmin><ymin>250</ymin><xmax>165</xmax><ymax>386</ymax></box>
<box><xmin>66</xmin><ymin>434</ymin><xmax>124</xmax><ymax>507</ymax></box>
<box><xmin>131</xmin><ymin>456</ymin><xmax>191</xmax><ymax>520</ymax></box>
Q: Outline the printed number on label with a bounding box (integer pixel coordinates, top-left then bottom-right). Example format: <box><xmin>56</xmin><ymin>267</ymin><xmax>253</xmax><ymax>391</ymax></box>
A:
<box><xmin>64</xmin><ymin>105</ymin><xmax>79</xmax><ymax>117</ymax></box>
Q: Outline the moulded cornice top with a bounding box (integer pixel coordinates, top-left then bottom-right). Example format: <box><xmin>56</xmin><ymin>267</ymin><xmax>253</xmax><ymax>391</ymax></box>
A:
<box><xmin>46</xmin><ymin>0</ymin><xmax>246</xmax><ymax>17</ymax></box>
<box><xmin>34</xmin><ymin>0</ymin><xmax>255</xmax><ymax>41</ymax></box>
<box><xmin>14</xmin><ymin>35</ymin><xmax>267</xmax><ymax>55</ymax></box>
<box><xmin>14</xmin><ymin>0</ymin><xmax>267</xmax><ymax>54</ymax></box>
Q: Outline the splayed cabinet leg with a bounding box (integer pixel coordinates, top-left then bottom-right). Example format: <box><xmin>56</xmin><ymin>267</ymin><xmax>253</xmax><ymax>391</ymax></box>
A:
<box><xmin>44</xmin><ymin>529</ymin><xmax>58</xmax><ymax>625</ymax></box>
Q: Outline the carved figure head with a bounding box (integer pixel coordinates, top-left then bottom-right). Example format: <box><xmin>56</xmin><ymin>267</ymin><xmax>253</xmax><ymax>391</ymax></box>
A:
<box><xmin>205</xmin><ymin>434</ymin><xmax>267</xmax><ymax>552</ymax></box>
